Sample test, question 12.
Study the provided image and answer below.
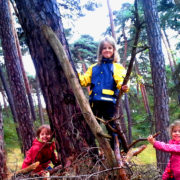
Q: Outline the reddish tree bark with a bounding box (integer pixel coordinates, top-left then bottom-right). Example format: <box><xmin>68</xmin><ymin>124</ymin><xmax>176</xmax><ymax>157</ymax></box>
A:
<box><xmin>14</xmin><ymin>0</ymin><xmax>96</xmax><ymax>165</ymax></box>
<box><xmin>142</xmin><ymin>0</ymin><xmax>170</xmax><ymax>171</ymax></box>
<box><xmin>0</xmin><ymin>0</ymin><xmax>35</xmax><ymax>154</ymax></box>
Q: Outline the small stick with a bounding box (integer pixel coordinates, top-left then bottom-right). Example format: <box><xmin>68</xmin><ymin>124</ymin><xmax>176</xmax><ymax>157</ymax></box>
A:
<box><xmin>128</xmin><ymin>131</ymin><xmax>160</xmax><ymax>149</ymax></box>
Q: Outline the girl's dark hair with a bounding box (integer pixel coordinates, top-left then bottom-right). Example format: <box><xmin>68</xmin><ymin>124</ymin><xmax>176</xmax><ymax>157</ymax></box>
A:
<box><xmin>36</xmin><ymin>124</ymin><xmax>52</xmax><ymax>138</ymax></box>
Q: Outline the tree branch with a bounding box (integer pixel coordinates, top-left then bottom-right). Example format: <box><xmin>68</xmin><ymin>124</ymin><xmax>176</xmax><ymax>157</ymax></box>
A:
<box><xmin>128</xmin><ymin>131</ymin><xmax>161</xmax><ymax>149</ymax></box>
<box><xmin>114</xmin><ymin>0</ymin><xmax>142</xmax><ymax>153</ymax></box>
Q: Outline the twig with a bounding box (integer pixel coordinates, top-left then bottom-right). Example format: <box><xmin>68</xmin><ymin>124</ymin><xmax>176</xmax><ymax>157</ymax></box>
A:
<box><xmin>128</xmin><ymin>131</ymin><xmax>161</xmax><ymax>149</ymax></box>
<box><xmin>113</xmin><ymin>0</ymin><xmax>143</xmax><ymax>153</ymax></box>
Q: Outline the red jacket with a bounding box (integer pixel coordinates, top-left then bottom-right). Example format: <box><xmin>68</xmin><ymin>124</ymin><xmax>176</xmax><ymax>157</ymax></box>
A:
<box><xmin>154</xmin><ymin>140</ymin><xmax>180</xmax><ymax>180</ymax></box>
<box><xmin>22</xmin><ymin>138</ymin><xmax>58</xmax><ymax>172</ymax></box>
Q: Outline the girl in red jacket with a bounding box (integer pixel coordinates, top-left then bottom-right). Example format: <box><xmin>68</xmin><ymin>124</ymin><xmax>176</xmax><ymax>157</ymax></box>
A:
<box><xmin>148</xmin><ymin>120</ymin><xmax>180</xmax><ymax>180</ymax></box>
<box><xmin>22</xmin><ymin>124</ymin><xmax>58</xmax><ymax>176</ymax></box>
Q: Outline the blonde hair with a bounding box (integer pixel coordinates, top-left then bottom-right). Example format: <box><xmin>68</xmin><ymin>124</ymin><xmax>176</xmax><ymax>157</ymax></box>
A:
<box><xmin>169</xmin><ymin>120</ymin><xmax>180</xmax><ymax>137</ymax></box>
<box><xmin>97</xmin><ymin>36</ymin><xmax>120</xmax><ymax>64</ymax></box>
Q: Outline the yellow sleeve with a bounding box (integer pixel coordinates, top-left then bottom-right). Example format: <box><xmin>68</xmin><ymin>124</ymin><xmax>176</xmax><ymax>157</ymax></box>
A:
<box><xmin>113</xmin><ymin>63</ymin><xmax>130</xmax><ymax>92</ymax></box>
<box><xmin>78</xmin><ymin>64</ymin><xmax>96</xmax><ymax>87</ymax></box>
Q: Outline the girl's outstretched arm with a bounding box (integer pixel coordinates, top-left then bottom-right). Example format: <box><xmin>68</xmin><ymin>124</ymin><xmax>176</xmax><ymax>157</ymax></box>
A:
<box><xmin>153</xmin><ymin>141</ymin><xmax>180</xmax><ymax>153</ymax></box>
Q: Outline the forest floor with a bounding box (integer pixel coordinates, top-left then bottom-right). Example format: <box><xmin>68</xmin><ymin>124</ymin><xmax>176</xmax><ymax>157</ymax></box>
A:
<box><xmin>6</xmin><ymin>144</ymin><xmax>157</xmax><ymax>177</ymax></box>
<box><xmin>7</xmin><ymin>148</ymin><xmax>23</xmax><ymax>174</ymax></box>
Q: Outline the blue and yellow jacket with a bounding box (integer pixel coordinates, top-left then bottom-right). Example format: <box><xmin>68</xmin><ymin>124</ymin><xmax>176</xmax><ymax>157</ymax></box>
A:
<box><xmin>79</xmin><ymin>58</ymin><xmax>129</xmax><ymax>104</ymax></box>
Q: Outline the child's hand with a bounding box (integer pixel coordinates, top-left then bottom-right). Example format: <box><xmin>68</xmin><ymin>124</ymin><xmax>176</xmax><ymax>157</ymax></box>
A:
<box><xmin>121</xmin><ymin>85</ymin><xmax>129</xmax><ymax>92</ymax></box>
<box><xmin>147</xmin><ymin>135</ymin><xmax>156</xmax><ymax>145</ymax></box>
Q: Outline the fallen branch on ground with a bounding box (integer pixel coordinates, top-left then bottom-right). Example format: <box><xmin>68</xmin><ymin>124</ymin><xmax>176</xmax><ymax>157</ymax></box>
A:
<box><xmin>16</xmin><ymin>161</ymin><xmax>40</xmax><ymax>175</ymax></box>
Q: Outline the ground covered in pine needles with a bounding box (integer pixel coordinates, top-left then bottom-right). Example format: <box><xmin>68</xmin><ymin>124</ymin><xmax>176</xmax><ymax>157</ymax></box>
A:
<box><xmin>7</xmin><ymin>145</ymin><xmax>162</xmax><ymax>180</ymax></box>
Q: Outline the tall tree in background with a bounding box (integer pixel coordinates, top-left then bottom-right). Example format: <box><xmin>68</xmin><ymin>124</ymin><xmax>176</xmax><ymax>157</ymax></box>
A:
<box><xmin>14</xmin><ymin>0</ymin><xmax>96</xmax><ymax>165</ymax></box>
<box><xmin>0</xmin><ymin>65</ymin><xmax>22</xmax><ymax>150</ymax></box>
<box><xmin>107</xmin><ymin>0</ymin><xmax>116</xmax><ymax>41</ymax></box>
<box><xmin>71</xmin><ymin>35</ymin><xmax>98</xmax><ymax>93</ymax></box>
<box><xmin>0</xmin><ymin>104</ymin><xmax>7</xmax><ymax>180</ymax></box>
<box><xmin>8</xmin><ymin>0</ymin><xmax>37</xmax><ymax>122</ymax></box>
<box><xmin>35</xmin><ymin>76</ymin><xmax>45</xmax><ymax>124</ymax></box>
<box><xmin>11</xmin><ymin>18</ymin><xmax>37</xmax><ymax>122</ymax></box>
<box><xmin>0</xmin><ymin>0</ymin><xmax>35</xmax><ymax>154</ymax></box>
<box><xmin>142</xmin><ymin>0</ymin><xmax>170</xmax><ymax>171</ymax></box>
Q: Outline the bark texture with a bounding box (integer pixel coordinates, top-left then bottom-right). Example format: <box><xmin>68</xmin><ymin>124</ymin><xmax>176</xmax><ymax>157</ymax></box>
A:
<box><xmin>0</xmin><ymin>0</ymin><xmax>35</xmax><ymax>154</ymax></box>
<box><xmin>42</xmin><ymin>25</ymin><xmax>115</xmax><ymax>167</ymax></box>
<box><xmin>14</xmin><ymin>0</ymin><xmax>96</xmax><ymax>164</ymax></box>
<box><xmin>142</xmin><ymin>0</ymin><xmax>170</xmax><ymax>171</ymax></box>
<box><xmin>35</xmin><ymin>77</ymin><xmax>45</xmax><ymax>125</ymax></box>
<box><xmin>0</xmin><ymin>104</ymin><xmax>7</xmax><ymax>180</ymax></box>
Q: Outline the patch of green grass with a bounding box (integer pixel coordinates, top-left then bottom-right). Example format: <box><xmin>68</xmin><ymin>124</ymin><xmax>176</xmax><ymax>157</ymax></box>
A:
<box><xmin>7</xmin><ymin>148</ymin><xmax>24</xmax><ymax>172</ymax></box>
<box><xmin>132</xmin><ymin>144</ymin><xmax>156</xmax><ymax>165</ymax></box>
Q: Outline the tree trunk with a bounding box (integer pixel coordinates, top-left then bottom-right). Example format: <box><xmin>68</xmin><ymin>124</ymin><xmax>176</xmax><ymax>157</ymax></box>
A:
<box><xmin>36</xmin><ymin>77</ymin><xmax>45</xmax><ymax>125</ymax></box>
<box><xmin>14</xmin><ymin>0</ymin><xmax>96</xmax><ymax>165</ymax></box>
<box><xmin>0</xmin><ymin>102</ymin><xmax>7</xmax><ymax>180</ymax></box>
<box><xmin>161</xmin><ymin>29</ymin><xmax>174</xmax><ymax>72</ymax></box>
<box><xmin>122</xmin><ymin>24</ymin><xmax>128</xmax><ymax>67</ymax></box>
<box><xmin>107</xmin><ymin>0</ymin><xmax>116</xmax><ymax>41</ymax></box>
<box><xmin>135</xmin><ymin>59</ymin><xmax>154</xmax><ymax>133</ymax></box>
<box><xmin>142</xmin><ymin>0</ymin><xmax>170</xmax><ymax>172</ymax></box>
<box><xmin>0</xmin><ymin>65</ymin><xmax>23</xmax><ymax>150</ymax></box>
<box><xmin>9</xmin><ymin>1</ymin><xmax>37</xmax><ymax>122</ymax></box>
<box><xmin>0</xmin><ymin>0</ymin><xmax>35</xmax><ymax>154</ymax></box>
<box><xmin>163</xmin><ymin>29</ymin><xmax>176</xmax><ymax>66</ymax></box>
<box><xmin>162</xmin><ymin>29</ymin><xmax>180</xmax><ymax>104</ymax></box>
<box><xmin>43</xmin><ymin>25</ymin><xmax>116</xmax><ymax>167</ymax></box>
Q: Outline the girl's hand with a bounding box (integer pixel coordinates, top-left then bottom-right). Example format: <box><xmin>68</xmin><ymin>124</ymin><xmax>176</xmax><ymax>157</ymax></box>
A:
<box><xmin>147</xmin><ymin>135</ymin><xmax>156</xmax><ymax>145</ymax></box>
<box><xmin>121</xmin><ymin>85</ymin><xmax>129</xmax><ymax>92</ymax></box>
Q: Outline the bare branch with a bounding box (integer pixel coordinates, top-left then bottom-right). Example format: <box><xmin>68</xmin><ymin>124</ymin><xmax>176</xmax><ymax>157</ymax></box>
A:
<box><xmin>128</xmin><ymin>131</ymin><xmax>161</xmax><ymax>149</ymax></box>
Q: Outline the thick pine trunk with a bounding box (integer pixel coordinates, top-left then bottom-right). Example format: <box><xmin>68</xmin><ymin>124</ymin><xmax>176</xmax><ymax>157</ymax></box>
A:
<box><xmin>142</xmin><ymin>0</ymin><xmax>170</xmax><ymax>171</ymax></box>
<box><xmin>14</xmin><ymin>0</ymin><xmax>96</xmax><ymax>165</ymax></box>
<box><xmin>0</xmin><ymin>0</ymin><xmax>35</xmax><ymax>154</ymax></box>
